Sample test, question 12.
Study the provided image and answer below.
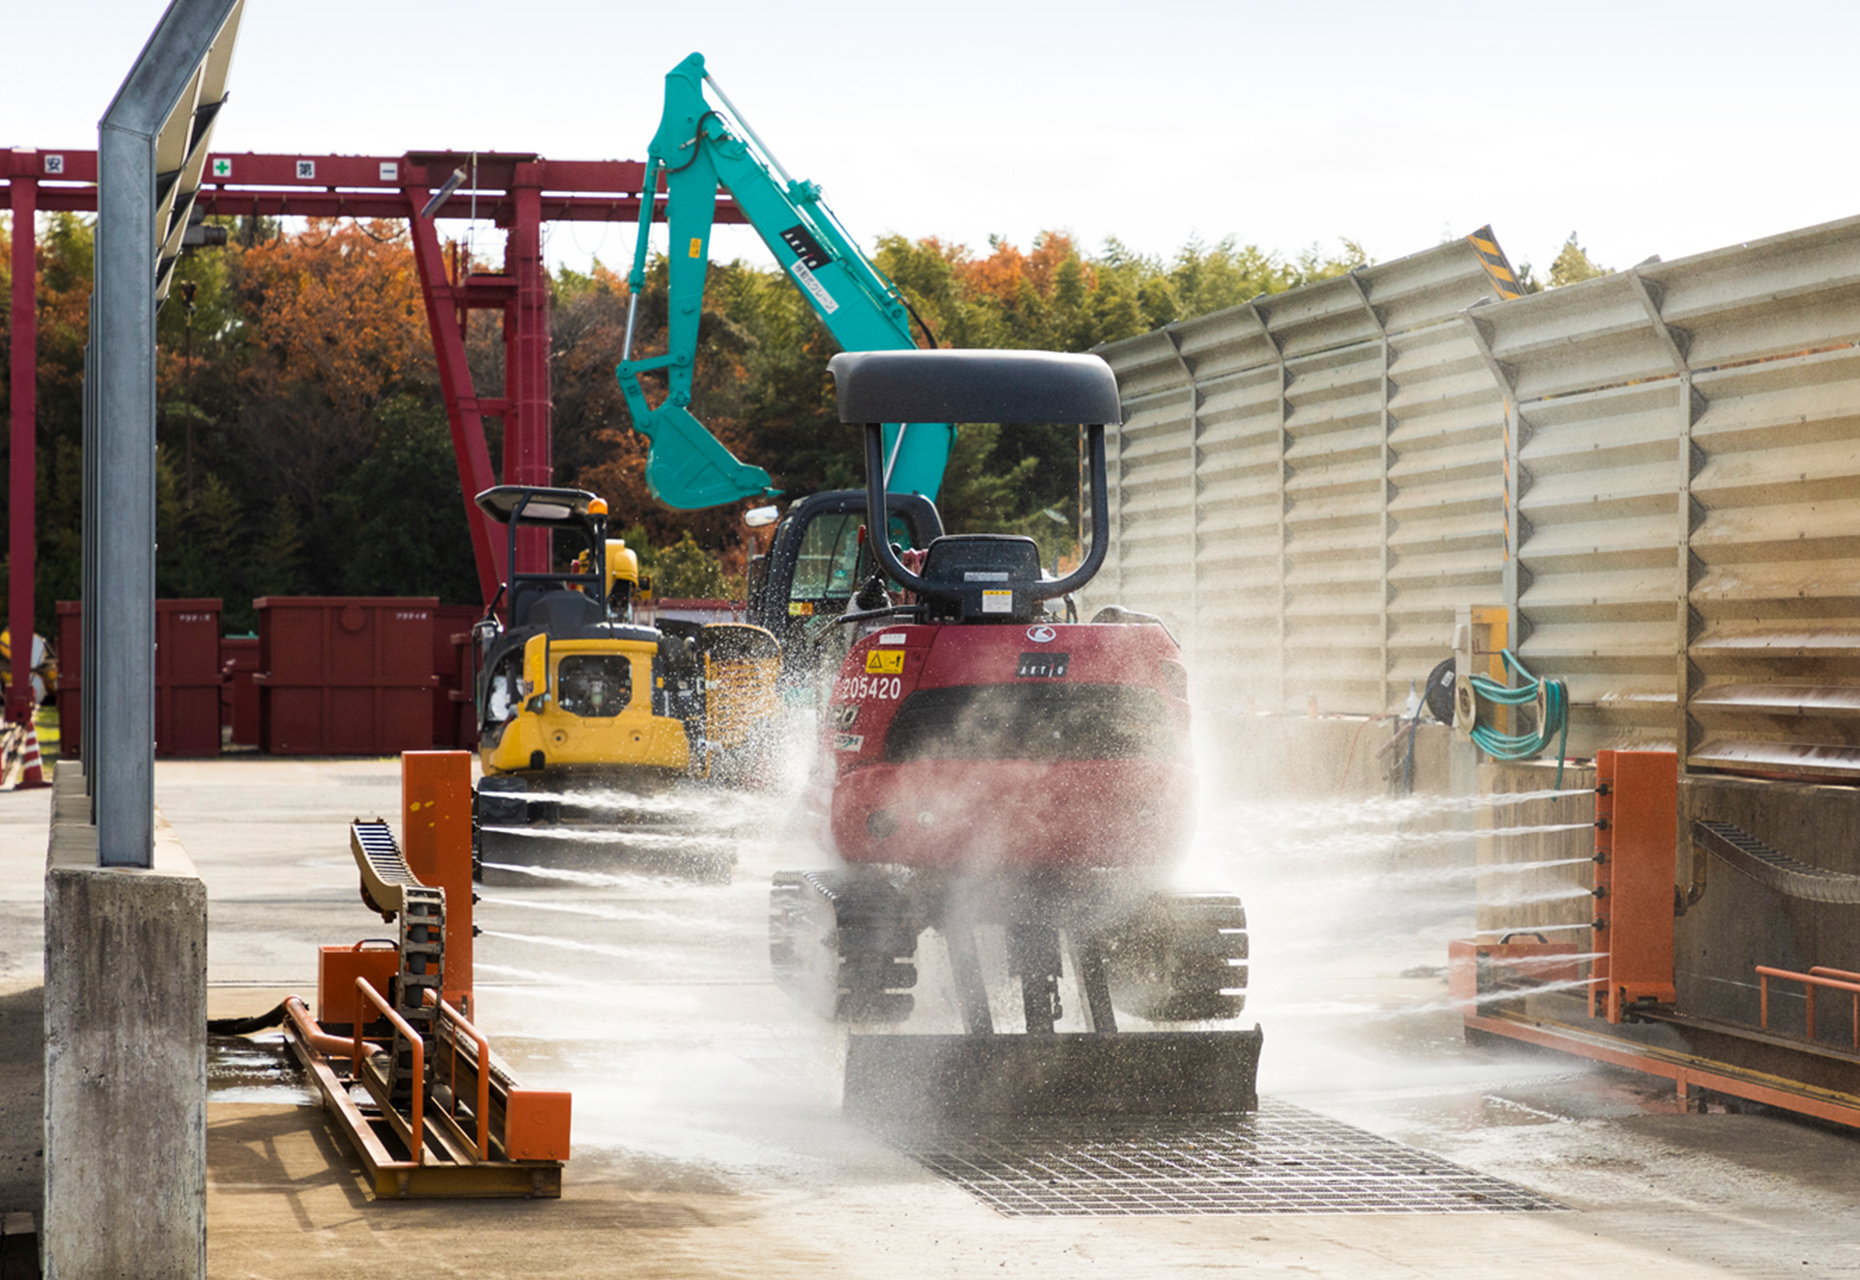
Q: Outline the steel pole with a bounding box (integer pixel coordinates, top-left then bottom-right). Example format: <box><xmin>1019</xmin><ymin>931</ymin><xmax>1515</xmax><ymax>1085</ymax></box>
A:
<box><xmin>92</xmin><ymin>120</ymin><xmax>158</xmax><ymax>864</ymax></box>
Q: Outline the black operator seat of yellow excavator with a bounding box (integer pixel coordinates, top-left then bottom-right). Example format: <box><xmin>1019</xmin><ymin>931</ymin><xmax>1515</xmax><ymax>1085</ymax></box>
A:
<box><xmin>518</xmin><ymin>589</ymin><xmax>606</xmax><ymax>637</ymax></box>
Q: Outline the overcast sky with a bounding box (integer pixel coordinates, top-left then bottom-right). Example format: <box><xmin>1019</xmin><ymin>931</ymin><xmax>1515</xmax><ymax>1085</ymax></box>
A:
<box><xmin>6</xmin><ymin>0</ymin><xmax>1858</xmax><ymax>283</ymax></box>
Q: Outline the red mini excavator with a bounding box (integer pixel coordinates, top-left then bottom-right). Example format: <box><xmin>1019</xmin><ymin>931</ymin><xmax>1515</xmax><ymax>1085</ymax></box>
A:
<box><xmin>769</xmin><ymin>349</ymin><xmax>1262</xmax><ymax>1122</ymax></box>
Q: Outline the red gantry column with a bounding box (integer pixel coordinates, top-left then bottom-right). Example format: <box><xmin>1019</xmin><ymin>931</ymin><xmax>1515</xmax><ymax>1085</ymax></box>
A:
<box><xmin>8</xmin><ymin>154</ymin><xmax>38</xmax><ymax>724</ymax></box>
<box><xmin>505</xmin><ymin>164</ymin><xmax>551</xmax><ymax>575</ymax></box>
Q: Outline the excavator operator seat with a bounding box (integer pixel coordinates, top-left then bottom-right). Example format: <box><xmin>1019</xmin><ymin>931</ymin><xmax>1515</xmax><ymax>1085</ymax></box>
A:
<box><xmin>917</xmin><ymin>534</ymin><xmax>1042</xmax><ymax>624</ymax></box>
<box><xmin>520</xmin><ymin>589</ymin><xmax>605</xmax><ymax>636</ymax></box>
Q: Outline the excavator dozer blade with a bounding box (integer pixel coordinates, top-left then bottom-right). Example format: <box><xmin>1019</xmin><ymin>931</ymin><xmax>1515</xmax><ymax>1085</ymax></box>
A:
<box><xmin>639</xmin><ymin>404</ymin><xmax>777</xmax><ymax>510</ymax></box>
<box><xmin>843</xmin><ymin>1027</ymin><xmax>1264</xmax><ymax>1126</ymax></box>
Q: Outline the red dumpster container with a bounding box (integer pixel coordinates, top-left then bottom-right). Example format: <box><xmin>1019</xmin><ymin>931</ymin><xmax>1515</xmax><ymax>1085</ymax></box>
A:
<box><xmin>221</xmin><ymin>636</ymin><xmax>260</xmax><ymax>747</ymax></box>
<box><xmin>432</xmin><ymin>604</ymin><xmax>483</xmax><ymax>749</ymax></box>
<box><xmin>53</xmin><ymin>599</ymin><xmax>223</xmax><ymax>758</ymax></box>
<box><xmin>449</xmin><ymin>629</ymin><xmax>481</xmax><ymax>750</ymax></box>
<box><xmin>55</xmin><ymin>601</ymin><xmax>82</xmax><ymax>761</ymax></box>
<box><xmin>256</xmin><ymin>597</ymin><xmax>438</xmax><ymax>755</ymax></box>
<box><xmin>158</xmin><ymin>600</ymin><xmax>223</xmax><ymax>756</ymax></box>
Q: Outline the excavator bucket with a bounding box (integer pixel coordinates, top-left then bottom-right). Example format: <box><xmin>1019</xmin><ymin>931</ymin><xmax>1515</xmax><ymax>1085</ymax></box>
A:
<box><xmin>638</xmin><ymin>404</ymin><xmax>777</xmax><ymax>510</ymax></box>
<box><xmin>842</xmin><ymin>1027</ymin><xmax>1264</xmax><ymax>1126</ymax></box>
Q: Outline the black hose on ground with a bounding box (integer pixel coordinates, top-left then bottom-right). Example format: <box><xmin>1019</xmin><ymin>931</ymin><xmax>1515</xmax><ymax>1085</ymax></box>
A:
<box><xmin>207</xmin><ymin>1003</ymin><xmax>290</xmax><ymax>1036</ymax></box>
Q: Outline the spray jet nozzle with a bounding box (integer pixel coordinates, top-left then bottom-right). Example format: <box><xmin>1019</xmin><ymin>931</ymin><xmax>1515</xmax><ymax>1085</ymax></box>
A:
<box><xmin>1593</xmin><ymin>851</ymin><xmax>1609</xmax><ymax>865</ymax></box>
<box><xmin>1591</xmin><ymin>885</ymin><xmax>1608</xmax><ymax>899</ymax></box>
<box><xmin>1596</xmin><ymin>782</ymin><xmax>1612</xmax><ymax>796</ymax></box>
<box><xmin>1595</xmin><ymin>817</ymin><xmax>1611</xmax><ymax>830</ymax></box>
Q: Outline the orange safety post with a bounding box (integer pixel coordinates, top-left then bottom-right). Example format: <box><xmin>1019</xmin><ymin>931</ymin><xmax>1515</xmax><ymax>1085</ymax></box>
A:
<box><xmin>401</xmin><ymin>750</ymin><xmax>475</xmax><ymax>1014</ymax></box>
<box><xmin>1589</xmin><ymin>749</ymin><xmax>1678</xmax><ymax>1024</ymax></box>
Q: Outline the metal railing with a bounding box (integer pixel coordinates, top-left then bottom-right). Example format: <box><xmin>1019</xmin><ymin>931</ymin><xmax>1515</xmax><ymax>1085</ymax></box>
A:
<box><xmin>1756</xmin><ymin>964</ymin><xmax>1860</xmax><ymax>1050</ymax></box>
<box><xmin>353</xmin><ymin>978</ymin><xmax>426</xmax><ymax>1161</ymax></box>
<box><xmin>436</xmin><ymin>995</ymin><xmax>492</xmax><ymax>1161</ymax></box>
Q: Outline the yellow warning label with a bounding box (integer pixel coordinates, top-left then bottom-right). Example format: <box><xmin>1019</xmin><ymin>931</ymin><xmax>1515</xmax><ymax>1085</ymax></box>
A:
<box><xmin>689</xmin><ymin>237</ymin><xmax>703</xmax><ymax>259</ymax></box>
<box><xmin>789</xmin><ymin>601</ymin><xmax>814</xmax><ymax>616</ymax></box>
<box><xmin>865</xmin><ymin>650</ymin><xmax>905</xmax><ymax>675</ymax></box>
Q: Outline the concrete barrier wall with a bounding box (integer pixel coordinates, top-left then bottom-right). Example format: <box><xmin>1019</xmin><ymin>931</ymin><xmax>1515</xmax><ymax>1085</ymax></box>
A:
<box><xmin>1678</xmin><ymin>775</ymin><xmax>1860</xmax><ymax>1041</ymax></box>
<box><xmin>43</xmin><ymin>766</ymin><xmax>206</xmax><ymax>1280</ymax></box>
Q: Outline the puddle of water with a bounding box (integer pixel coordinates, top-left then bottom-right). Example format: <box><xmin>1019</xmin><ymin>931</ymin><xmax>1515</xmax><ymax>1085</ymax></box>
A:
<box><xmin>208</xmin><ymin>1031</ymin><xmax>315</xmax><ymax>1105</ymax></box>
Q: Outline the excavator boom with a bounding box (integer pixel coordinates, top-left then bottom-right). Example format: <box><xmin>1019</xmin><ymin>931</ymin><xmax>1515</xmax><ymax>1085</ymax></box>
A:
<box><xmin>617</xmin><ymin>52</ymin><xmax>955</xmax><ymax>510</ymax></box>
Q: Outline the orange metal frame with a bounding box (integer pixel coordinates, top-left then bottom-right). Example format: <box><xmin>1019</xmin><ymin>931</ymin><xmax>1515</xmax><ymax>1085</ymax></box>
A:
<box><xmin>1589</xmin><ymin>750</ymin><xmax>1677</xmax><ymax>1022</ymax></box>
<box><xmin>436</xmin><ymin>994</ymin><xmax>493</xmax><ymax>1161</ymax></box>
<box><xmin>274</xmin><ymin>749</ymin><xmax>569</xmax><ymax>1197</ymax></box>
<box><xmin>1455</xmin><ymin>750</ymin><xmax>1860</xmax><ymax>1130</ymax></box>
<box><xmin>1462</xmin><ymin>1005</ymin><xmax>1860</xmax><ymax>1130</ymax></box>
<box><xmin>400</xmin><ymin>750</ymin><xmax>476</xmax><ymax>1013</ymax></box>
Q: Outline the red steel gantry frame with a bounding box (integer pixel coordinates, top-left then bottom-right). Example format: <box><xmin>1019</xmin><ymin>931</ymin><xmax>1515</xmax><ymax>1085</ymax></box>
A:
<box><xmin>1</xmin><ymin>146</ymin><xmax>747</xmax><ymax>722</ymax></box>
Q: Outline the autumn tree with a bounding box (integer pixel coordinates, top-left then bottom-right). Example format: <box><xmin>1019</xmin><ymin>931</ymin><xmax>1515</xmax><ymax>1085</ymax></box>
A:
<box><xmin>5</xmin><ymin>209</ymin><xmax>1375</xmax><ymax>628</ymax></box>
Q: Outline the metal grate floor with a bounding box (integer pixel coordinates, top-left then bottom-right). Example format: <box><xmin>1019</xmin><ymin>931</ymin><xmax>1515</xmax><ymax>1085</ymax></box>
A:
<box><xmin>884</xmin><ymin>1099</ymin><xmax>1564</xmax><ymax>1217</ymax></box>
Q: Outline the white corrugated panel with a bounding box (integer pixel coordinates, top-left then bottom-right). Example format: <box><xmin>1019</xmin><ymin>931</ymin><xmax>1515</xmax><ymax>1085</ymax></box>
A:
<box><xmin>1099</xmin><ymin>237</ymin><xmax>1509</xmax><ymax>713</ymax></box>
<box><xmin>1687</xmin><ymin>342</ymin><xmax>1860</xmax><ymax>777</ymax></box>
<box><xmin>1386</xmin><ymin>320</ymin><xmax>1509</xmax><ymax>693</ymax></box>
<box><xmin>1512</xmin><ymin>380</ymin><xmax>1684</xmax><ymax>755</ymax></box>
<box><xmin>1474</xmin><ymin>212</ymin><xmax>1860</xmax><ymax>775</ymax></box>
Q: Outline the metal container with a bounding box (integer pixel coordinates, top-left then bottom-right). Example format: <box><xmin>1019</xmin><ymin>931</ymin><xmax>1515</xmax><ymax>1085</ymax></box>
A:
<box><xmin>255</xmin><ymin>597</ymin><xmax>438</xmax><ymax>756</ymax></box>
<box><xmin>156</xmin><ymin>599</ymin><xmax>223</xmax><ymax>756</ymax></box>
<box><xmin>432</xmin><ymin>604</ymin><xmax>482</xmax><ymax>749</ymax></box>
<box><xmin>54</xmin><ymin>600</ymin><xmax>82</xmax><ymax>761</ymax></box>
<box><xmin>54</xmin><ymin>599</ymin><xmax>223</xmax><ymax>757</ymax></box>
<box><xmin>220</xmin><ymin>635</ymin><xmax>260</xmax><ymax>747</ymax></box>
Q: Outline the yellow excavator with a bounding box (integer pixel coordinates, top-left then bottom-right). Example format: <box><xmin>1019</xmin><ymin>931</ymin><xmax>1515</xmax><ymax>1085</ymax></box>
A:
<box><xmin>469</xmin><ymin>486</ymin><xmax>779</xmax><ymax>883</ymax></box>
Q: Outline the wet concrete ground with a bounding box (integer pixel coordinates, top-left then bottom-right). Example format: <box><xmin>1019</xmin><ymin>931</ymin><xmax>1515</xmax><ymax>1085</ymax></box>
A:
<box><xmin>5</xmin><ymin>756</ymin><xmax>1860</xmax><ymax>1276</ymax></box>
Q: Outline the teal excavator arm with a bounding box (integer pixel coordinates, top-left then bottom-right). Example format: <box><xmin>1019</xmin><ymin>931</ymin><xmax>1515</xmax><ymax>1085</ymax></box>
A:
<box><xmin>616</xmin><ymin>52</ymin><xmax>954</xmax><ymax>510</ymax></box>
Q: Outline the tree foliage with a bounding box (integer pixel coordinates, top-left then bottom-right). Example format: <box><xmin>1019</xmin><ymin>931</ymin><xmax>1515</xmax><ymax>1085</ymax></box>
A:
<box><xmin>1</xmin><ymin>211</ymin><xmax>1365</xmax><ymax>629</ymax></box>
<box><xmin>1549</xmin><ymin>233</ymin><xmax>1611</xmax><ymax>289</ymax></box>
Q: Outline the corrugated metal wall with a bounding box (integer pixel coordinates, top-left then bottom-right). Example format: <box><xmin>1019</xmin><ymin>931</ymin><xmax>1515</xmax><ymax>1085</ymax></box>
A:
<box><xmin>1098</xmin><ymin>238</ymin><xmax>1509</xmax><ymax>714</ymax></box>
<box><xmin>1476</xmin><ymin>214</ymin><xmax>1860</xmax><ymax>772</ymax></box>
<box><xmin>1101</xmin><ymin>213</ymin><xmax>1860</xmax><ymax>780</ymax></box>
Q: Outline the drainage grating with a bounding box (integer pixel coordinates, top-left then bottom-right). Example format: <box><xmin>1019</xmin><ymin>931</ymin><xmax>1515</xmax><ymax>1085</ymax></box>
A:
<box><xmin>883</xmin><ymin>1099</ymin><xmax>1563</xmax><ymax>1217</ymax></box>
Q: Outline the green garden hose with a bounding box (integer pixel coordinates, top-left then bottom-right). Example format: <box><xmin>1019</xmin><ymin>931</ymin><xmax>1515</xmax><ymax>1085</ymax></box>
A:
<box><xmin>1468</xmin><ymin>649</ymin><xmax>1571</xmax><ymax>786</ymax></box>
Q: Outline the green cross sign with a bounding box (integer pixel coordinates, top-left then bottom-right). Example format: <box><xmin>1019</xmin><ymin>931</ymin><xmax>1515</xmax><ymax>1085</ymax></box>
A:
<box><xmin>211</xmin><ymin>158</ymin><xmax>231</xmax><ymax>178</ymax></box>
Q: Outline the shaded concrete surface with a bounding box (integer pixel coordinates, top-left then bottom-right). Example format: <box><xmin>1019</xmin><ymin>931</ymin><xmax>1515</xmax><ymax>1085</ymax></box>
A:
<box><xmin>0</xmin><ymin>779</ymin><xmax>49</xmax><ymax>1221</ymax></box>
<box><xmin>4</xmin><ymin>754</ymin><xmax>1848</xmax><ymax>1278</ymax></box>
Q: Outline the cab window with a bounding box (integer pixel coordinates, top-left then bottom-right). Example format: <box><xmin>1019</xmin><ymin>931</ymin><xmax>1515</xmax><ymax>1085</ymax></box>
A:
<box><xmin>791</xmin><ymin>512</ymin><xmax>865</xmax><ymax>602</ymax></box>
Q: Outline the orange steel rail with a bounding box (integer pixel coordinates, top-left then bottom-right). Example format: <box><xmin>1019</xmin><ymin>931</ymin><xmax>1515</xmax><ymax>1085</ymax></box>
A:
<box><xmin>353</xmin><ymin>978</ymin><xmax>426</xmax><ymax>1161</ymax></box>
<box><xmin>1759</xmin><ymin>965</ymin><xmax>1860</xmax><ymax>1051</ymax></box>
<box><xmin>435</xmin><ymin>994</ymin><xmax>492</xmax><ymax>1161</ymax></box>
<box><xmin>1462</xmin><ymin>1005</ymin><xmax>1860</xmax><ymax>1130</ymax></box>
<box><xmin>281</xmin><ymin>985</ymin><xmax>564</xmax><ymax>1197</ymax></box>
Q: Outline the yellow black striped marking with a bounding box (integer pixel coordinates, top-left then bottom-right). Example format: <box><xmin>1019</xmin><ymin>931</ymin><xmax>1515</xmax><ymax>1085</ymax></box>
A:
<box><xmin>1467</xmin><ymin>224</ymin><xmax>1523</xmax><ymax>301</ymax></box>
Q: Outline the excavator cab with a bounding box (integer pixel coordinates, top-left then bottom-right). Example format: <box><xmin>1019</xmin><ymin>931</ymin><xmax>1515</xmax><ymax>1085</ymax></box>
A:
<box><xmin>744</xmin><ymin>489</ymin><xmax>943</xmax><ymax>680</ymax></box>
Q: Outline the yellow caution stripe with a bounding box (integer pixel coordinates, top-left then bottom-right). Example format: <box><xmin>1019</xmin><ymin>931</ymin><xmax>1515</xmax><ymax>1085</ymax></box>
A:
<box><xmin>1467</xmin><ymin>224</ymin><xmax>1523</xmax><ymax>301</ymax></box>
